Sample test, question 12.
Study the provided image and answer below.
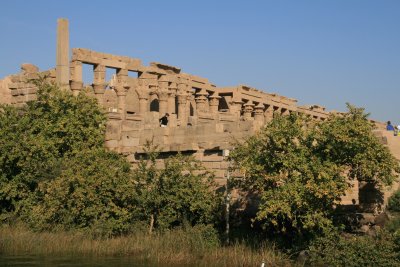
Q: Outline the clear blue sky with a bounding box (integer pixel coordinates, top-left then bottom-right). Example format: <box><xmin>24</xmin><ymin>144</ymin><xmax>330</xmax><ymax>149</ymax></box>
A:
<box><xmin>1</xmin><ymin>0</ymin><xmax>399</xmax><ymax>124</ymax></box>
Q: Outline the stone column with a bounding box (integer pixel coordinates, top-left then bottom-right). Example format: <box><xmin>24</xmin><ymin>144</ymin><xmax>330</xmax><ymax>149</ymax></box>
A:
<box><xmin>70</xmin><ymin>60</ymin><xmax>83</xmax><ymax>96</ymax></box>
<box><xmin>93</xmin><ymin>64</ymin><xmax>106</xmax><ymax>105</ymax></box>
<box><xmin>254</xmin><ymin>103</ymin><xmax>265</xmax><ymax>123</ymax></box>
<box><xmin>138</xmin><ymin>79</ymin><xmax>149</xmax><ymax>115</ymax></box>
<box><xmin>177</xmin><ymin>92</ymin><xmax>187</xmax><ymax>125</ymax></box>
<box><xmin>116</xmin><ymin>69</ymin><xmax>129</xmax><ymax>120</ymax></box>
<box><xmin>158</xmin><ymin>90</ymin><xmax>169</xmax><ymax>116</ymax></box>
<box><xmin>157</xmin><ymin>81</ymin><xmax>169</xmax><ymax>116</ymax></box>
<box><xmin>230</xmin><ymin>99</ymin><xmax>243</xmax><ymax>118</ymax></box>
<box><xmin>168</xmin><ymin>82</ymin><xmax>177</xmax><ymax>114</ymax></box>
<box><xmin>264</xmin><ymin>105</ymin><xmax>274</xmax><ymax>122</ymax></box>
<box><xmin>209</xmin><ymin>92</ymin><xmax>220</xmax><ymax>114</ymax></box>
<box><xmin>243</xmin><ymin>102</ymin><xmax>254</xmax><ymax>120</ymax></box>
<box><xmin>56</xmin><ymin>18</ymin><xmax>70</xmax><ymax>90</ymax></box>
<box><xmin>186</xmin><ymin>93</ymin><xmax>193</xmax><ymax>117</ymax></box>
<box><xmin>195</xmin><ymin>89</ymin><xmax>208</xmax><ymax>112</ymax></box>
<box><xmin>138</xmin><ymin>94</ymin><xmax>149</xmax><ymax>115</ymax></box>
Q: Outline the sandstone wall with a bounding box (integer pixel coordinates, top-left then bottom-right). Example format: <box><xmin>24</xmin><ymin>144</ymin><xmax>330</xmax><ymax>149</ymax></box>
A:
<box><xmin>0</xmin><ymin>48</ymin><xmax>398</xmax><ymax>216</ymax></box>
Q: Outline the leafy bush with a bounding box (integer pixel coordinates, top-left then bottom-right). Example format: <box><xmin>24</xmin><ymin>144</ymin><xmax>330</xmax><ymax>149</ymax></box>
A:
<box><xmin>0</xmin><ymin>80</ymin><xmax>105</xmax><ymax>220</ymax></box>
<box><xmin>308</xmin><ymin>230</ymin><xmax>400</xmax><ymax>267</ymax></box>
<box><xmin>26</xmin><ymin>149</ymin><xmax>136</xmax><ymax>236</ymax></box>
<box><xmin>229</xmin><ymin>104</ymin><xmax>399</xmax><ymax>246</ymax></box>
<box><xmin>0</xmin><ymin>80</ymin><xmax>222</xmax><ymax>236</ymax></box>
<box><xmin>388</xmin><ymin>191</ymin><xmax>400</xmax><ymax>212</ymax></box>
<box><xmin>386</xmin><ymin>216</ymin><xmax>400</xmax><ymax>234</ymax></box>
<box><xmin>133</xmin><ymin>145</ymin><xmax>222</xmax><ymax>233</ymax></box>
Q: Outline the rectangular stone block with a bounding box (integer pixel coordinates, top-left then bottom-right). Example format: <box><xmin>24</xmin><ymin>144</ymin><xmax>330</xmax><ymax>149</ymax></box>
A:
<box><xmin>105</xmin><ymin>121</ymin><xmax>121</xmax><ymax>141</ymax></box>
<box><xmin>8</xmin><ymin>83</ymin><xmax>19</xmax><ymax>89</ymax></box>
<box><xmin>213</xmin><ymin>170</ymin><xmax>226</xmax><ymax>179</ymax></box>
<box><xmin>104</xmin><ymin>140</ymin><xmax>119</xmax><ymax>149</ymax></box>
<box><xmin>122</xmin><ymin>135</ymin><xmax>139</xmax><ymax>147</ymax></box>
<box><xmin>120</xmin><ymin>147</ymin><xmax>136</xmax><ymax>154</ymax></box>
<box><xmin>10</xmin><ymin>89</ymin><xmax>20</xmax><ymax>96</ymax></box>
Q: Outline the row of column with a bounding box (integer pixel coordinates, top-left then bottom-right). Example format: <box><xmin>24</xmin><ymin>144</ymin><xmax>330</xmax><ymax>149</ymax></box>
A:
<box><xmin>70</xmin><ymin>61</ymin><xmax>221</xmax><ymax>121</ymax></box>
<box><xmin>230</xmin><ymin>98</ymin><xmax>293</xmax><ymax>123</ymax></box>
<box><xmin>70</xmin><ymin>61</ymin><xmax>130</xmax><ymax>119</ymax></box>
<box><xmin>69</xmin><ymin>61</ymin><xmax>299</xmax><ymax>124</ymax></box>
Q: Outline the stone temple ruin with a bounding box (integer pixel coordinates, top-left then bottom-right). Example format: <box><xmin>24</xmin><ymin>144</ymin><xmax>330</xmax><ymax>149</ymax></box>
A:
<box><xmin>1</xmin><ymin>19</ymin><xmax>399</xmax><ymax>224</ymax></box>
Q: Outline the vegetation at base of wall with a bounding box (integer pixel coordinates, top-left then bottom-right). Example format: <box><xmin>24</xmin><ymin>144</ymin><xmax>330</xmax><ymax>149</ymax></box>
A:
<box><xmin>132</xmin><ymin>144</ymin><xmax>222</xmax><ymax>233</ymax></box>
<box><xmin>0</xmin><ymin>224</ymin><xmax>294</xmax><ymax>267</ymax></box>
<box><xmin>308</xmin><ymin>230</ymin><xmax>400</xmax><ymax>267</ymax></box>
<box><xmin>388</xmin><ymin>190</ymin><xmax>400</xmax><ymax>212</ymax></box>
<box><xmin>1</xmin><ymin>80</ymin><xmax>400</xmax><ymax>265</ymax></box>
<box><xmin>0</xmin><ymin>79</ymin><xmax>106</xmax><ymax>221</ymax></box>
<box><xmin>229</xmin><ymin>104</ymin><xmax>400</xmax><ymax>248</ymax></box>
<box><xmin>0</xmin><ymin>80</ymin><xmax>221</xmax><ymax>236</ymax></box>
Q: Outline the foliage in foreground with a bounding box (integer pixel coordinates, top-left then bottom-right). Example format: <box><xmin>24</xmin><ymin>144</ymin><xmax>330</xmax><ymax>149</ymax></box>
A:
<box><xmin>308</xmin><ymin>230</ymin><xmax>400</xmax><ymax>267</ymax></box>
<box><xmin>229</xmin><ymin>105</ymin><xmax>399</xmax><ymax>245</ymax></box>
<box><xmin>0</xmin><ymin>79</ymin><xmax>106</xmax><ymax>221</ymax></box>
<box><xmin>133</xmin><ymin>144</ymin><xmax>222</xmax><ymax>233</ymax></box>
<box><xmin>388</xmin><ymin>190</ymin><xmax>400</xmax><ymax>212</ymax></box>
<box><xmin>0</xmin><ymin>80</ymin><xmax>220</xmax><ymax>236</ymax></box>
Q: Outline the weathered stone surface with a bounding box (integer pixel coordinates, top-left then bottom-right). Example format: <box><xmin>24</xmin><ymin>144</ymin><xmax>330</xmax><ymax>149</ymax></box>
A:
<box><xmin>21</xmin><ymin>63</ymin><xmax>39</xmax><ymax>73</ymax></box>
<box><xmin>0</xmin><ymin>19</ymin><xmax>398</xmax><ymax>221</ymax></box>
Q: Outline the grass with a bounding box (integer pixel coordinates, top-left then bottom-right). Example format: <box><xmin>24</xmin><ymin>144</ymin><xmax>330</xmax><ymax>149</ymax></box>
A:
<box><xmin>0</xmin><ymin>224</ymin><xmax>295</xmax><ymax>266</ymax></box>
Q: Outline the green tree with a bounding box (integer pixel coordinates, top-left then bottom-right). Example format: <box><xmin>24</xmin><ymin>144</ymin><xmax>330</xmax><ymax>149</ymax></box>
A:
<box><xmin>308</xmin><ymin>230</ymin><xmax>400</xmax><ymax>266</ymax></box>
<box><xmin>27</xmin><ymin>148</ymin><xmax>136</xmax><ymax>236</ymax></box>
<box><xmin>314</xmin><ymin>104</ymin><xmax>399</xmax><ymax>186</ymax></box>
<box><xmin>1</xmin><ymin>80</ymin><xmax>222</xmax><ymax>236</ymax></box>
<box><xmin>133</xmin><ymin>144</ymin><xmax>221</xmax><ymax>233</ymax></box>
<box><xmin>229</xmin><ymin>105</ymin><xmax>399</xmax><ymax>244</ymax></box>
<box><xmin>0</xmin><ymin>79</ymin><xmax>105</xmax><ymax>220</ymax></box>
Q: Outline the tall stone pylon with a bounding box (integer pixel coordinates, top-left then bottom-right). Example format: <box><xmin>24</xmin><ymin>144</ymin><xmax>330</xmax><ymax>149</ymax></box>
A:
<box><xmin>56</xmin><ymin>18</ymin><xmax>70</xmax><ymax>90</ymax></box>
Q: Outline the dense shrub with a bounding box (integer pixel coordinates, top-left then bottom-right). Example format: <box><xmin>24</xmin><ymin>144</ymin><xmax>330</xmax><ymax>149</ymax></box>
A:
<box><xmin>388</xmin><ymin>190</ymin><xmax>400</xmax><ymax>212</ymax></box>
<box><xmin>0</xmin><ymin>80</ymin><xmax>105</xmax><ymax>221</ymax></box>
<box><xmin>0</xmin><ymin>81</ymin><xmax>222</xmax><ymax>236</ymax></box>
<box><xmin>308</xmin><ymin>230</ymin><xmax>400</xmax><ymax>266</ymax></box>
<box><xmin>26</xmin><ymin>149</ymin><xmax>136</xmax><ymax>236</ymax></box>
<box><xmin>229</xmin><ymin>104</ymin><xmax>399</xmax><ymax>246</ymax></box>
<box><xmin>132</xmin><ymin>145</ymin><xmax>222</xmax><ymax>233</ymax></box>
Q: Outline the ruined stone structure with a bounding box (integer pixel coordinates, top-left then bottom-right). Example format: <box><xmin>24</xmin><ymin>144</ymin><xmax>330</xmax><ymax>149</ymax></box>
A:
<box><xmin>1</xmin><ymin>19</ymin><xmax>399</xmax><ymax>221</ymax></box>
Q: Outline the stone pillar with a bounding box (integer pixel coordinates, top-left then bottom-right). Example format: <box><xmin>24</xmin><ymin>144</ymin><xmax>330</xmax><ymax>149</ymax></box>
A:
<box><xmin>195</xmin><ymin>89</ymin><xmax>208</xmax><ymax>112</ymax></box>
<box><xmin>158</xmin><ymin>81</ymin><xmax>169</xmax><ymax>116</ymax></box>
<box><xmin>168</xmin><ymin>82</ymin><xmax>177</xmax><ymax>114</ymax></box>
<box><xmin>116</xmin><ymin>69</ymin><xmax>129</xmax><ymax>120</ymax></box>
<box><xmin>138</xmin><ymin>94</ymin><xmax>149</xmax><ymax>115</ymax></box>
<box><xmin>264</xmin><ymin>105</ymin><xmax>274</xmax><ymax>122</ymax></box>
<box><xmin>209</xmin><ymin>92</ymin><xmax>220</xmax><ymax>114</ymax></box>
<box><xmin>243</xmin><ymin>102</ymin><xmax>254</xmax><ymax>120</ymax></box>
<box><xmin>186</xmin><ymin>93</ymin><xmax>193</xmax><ymax>117</ymax></box>
<box><xmin>56</xmin><ymin>18</ymin><xmax>70</xmax><ymax>90</ymax></box>
<box><xmin>93</xmin><ymin>64</ymin><xmax>106</xmax><ymax>105</ymax></box>
<box><xmin>70</xmin><ymin>60</ymin><xmax>83</xmax><ymax>96</ymax></box>
<box><xmin>158</xmin><ymin>90</ymin><xmax>169</xmax><ymax>116</ymax></box>
<box><xmin>138</xmin><ymin>79</ymin><xmax>149</xmax><ymax>115</ymax></box>
<box><xmin>254</xmin><ymin>103</ymin><xmax>265</xmax><ymax>123</ymax></box>
<box><xmin>177</xmin><ymin>92</ymin><xmax>187</xmax><ymax>125</ymax></box>
<box><xmin>230</xmin><ymin>99</ymin><xmax>243</xmax><ymax>118</ymax></box>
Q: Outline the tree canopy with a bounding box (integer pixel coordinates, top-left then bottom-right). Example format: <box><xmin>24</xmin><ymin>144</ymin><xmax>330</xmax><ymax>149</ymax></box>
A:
<box><xmin>0</xmin><ymin>80</ymin><xmax>220</xmax><ymax>236</ymax></box>
<box><xmin>229</xmin><ymin>104</ymin><xmax>399</xmax><ymax>242</ymax></box>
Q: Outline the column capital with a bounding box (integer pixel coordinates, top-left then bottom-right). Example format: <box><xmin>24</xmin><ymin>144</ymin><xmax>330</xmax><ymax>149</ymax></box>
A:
<box><xmin>177</xmin><ymin>93</ymin><xmax>187</xmax><ymax>104</ymax></box>
<box><xmin>157</xmin><ymin>89</ymin><xmax>169</xmax><ymax>101</ymax></box>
